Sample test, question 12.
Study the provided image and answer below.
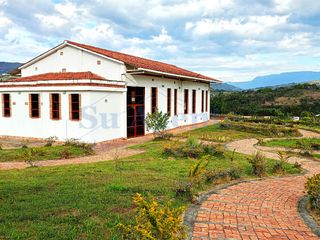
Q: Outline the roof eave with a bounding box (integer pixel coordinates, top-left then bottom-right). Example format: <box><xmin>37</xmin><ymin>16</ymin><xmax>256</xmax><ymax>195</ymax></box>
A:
<box><xmin>19</xmin><ymin>41</ymin><xmax>126</xmax><ymax>70</ymax></box>
<box><xmin>127</xmin><ymin>68</ymin><xmax>221</xmax><ymax>83</ymax></box>
<box><xmin>65</xmin><ymin>41</ymin><xmax>125</xmax><ymax>65</ymax></box>
<box><xmin>19</xmin><ymin>42</ymin><xmax>68</xmax><ymax>70</ymax></box>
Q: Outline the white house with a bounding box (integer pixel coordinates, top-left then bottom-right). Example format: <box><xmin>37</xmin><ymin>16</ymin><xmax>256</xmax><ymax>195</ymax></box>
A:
<box><xmin>0</xmin><ymin>40</ymin><xmax>221</xmax><ymax>143</ymax></box>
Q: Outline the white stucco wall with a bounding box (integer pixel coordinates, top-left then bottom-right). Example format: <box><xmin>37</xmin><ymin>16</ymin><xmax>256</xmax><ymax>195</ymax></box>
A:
<box><xmin>126</xmin><ymin>74</ymin><xmax>210</xmax><ymax>134</ymax></box>
<box><xmin>0</xmin><ymin>87</ymin><xmax>126</xmax><ymax>143</ymax></box>
<box><xmin>21</xmin><ymin>45</ymin><xmax>125</xmax><ymax>81</ymax></box>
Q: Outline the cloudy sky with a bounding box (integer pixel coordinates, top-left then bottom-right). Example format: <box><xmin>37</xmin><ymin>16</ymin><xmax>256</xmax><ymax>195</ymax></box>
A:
<box><xmin>1</xmin><ymin>0</ymin><xmax>320</xmax><ymax>82</ymax></box>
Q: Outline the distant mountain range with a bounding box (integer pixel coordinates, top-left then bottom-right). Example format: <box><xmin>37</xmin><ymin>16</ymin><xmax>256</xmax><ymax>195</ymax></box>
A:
<box><xmin>226</xmin><ymin>71</ymin><xmax>320</xmax><ymax>90</ymax></box>
<box><xmin>0</xmin><ymin>62</ymin><xmax>22</xmax><ymax>74</ymax></box>
<box><xmin>211</xmin><ymin>82</ymin><xmax>242</xmax><ymax>91</ymax></box>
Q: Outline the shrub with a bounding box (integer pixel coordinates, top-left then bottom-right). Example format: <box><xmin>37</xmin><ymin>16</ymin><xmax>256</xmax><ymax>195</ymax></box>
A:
<box><xmin>204</xmin><ymin>167</ymin><xmax>242</xmax><ymax>183</ymax></box>
<box><xmin>163</xmin><ymin>140</ymin><xmax>219</xmax><ymax>159</ymax></box>
<box><xmin>145</xmin><ymin>110</ymin><xmax>170</xmax><ymax>139</ymax></box>
<box><xmin>175</xmin><ymin>159</ymin><xmax>209</xmax><ymax>201</ymax></box>
<box><xmin>186</xmin><ymin>136</ymin><xmax>200</xmax><ymax>148</ymax></box>
<box><xmin>64</xmin><ymin>138</ymin><xmax>81</xmax><ymax>146</ymax></box>
<box><xmin>44</xmin><ymin>136</ymin><xmax>58</xmax><ymax>147</ymax></box>
<box><xmin>294</xmin><ymin>161</ymin><xmax>302</xmax><ymax>169</ymax></box>
<box><xmin>301</xmin><ymin>111</ymin><xmax>315</xmax><ymax>119</ymax></box>
<box><xmin>249</xmin><ymin>152</ymin><xmax>266</xmax><ymax>177</ymax></box>
<box><xmin>202</xmin><ymin>144</ymin><xmax>218</xmax><ymax>156</ymax></box>
<box><xmin>273</xmin><ymin>151</ymin><xmax>290</xmax><ymax>174</ymax></box>
<box><xmin>228</xmin><ymin>167</ymin><xmax>242</xmax><ymax>180</ymax></box>
<box><xmin>23</xmin><ymin>149</ymin><xmax>39</xmax><ymax>167</ymax></box>
<box><xmin>305</xmin><ymin>174</ymin><xmax>320</xmax><ymax>211</ymax></box>
<box><xmin>220</xmin><ymin>120</ymin><xmax>300</xmax><ymax>137</ymax></box>
<box><xmin>118</xmin><ymin>193</ymin><xmax>187</xmax><ymax>240</ymax></box>
<box><xmin>175</xmin><ymin>181</ymin><xmax>193</xmax><ymax>200</ymax></box>
<box><xmin>64</xmin><ymin>138</ymin><xmax>95</xmax><ymax>155</ymax></box>
<box><xmin>59</xmin><ymin>149</ymin><xmax>72</xmax><ymax>159</ymax></box>
<box><xmin>188</xmin><ymin>159</ymin><xmax>208</xmax><ymax>183</ymax></box>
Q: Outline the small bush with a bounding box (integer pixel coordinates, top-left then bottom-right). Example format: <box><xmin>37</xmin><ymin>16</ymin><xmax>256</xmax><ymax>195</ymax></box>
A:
<box><xmin>204</xmin><ymin>167</ymin><xmax>242</xmax><ymax>183</ymax></box>
<box><xmin>162</xmin><ymin>140</ymin><xmax>219</xmax><ymax>159</ymax></box>
<box><xmin>186</xmin><ymin>136</ymin><xmax>200</xmax><ymax>148</ymax></box>
<box><xmin>202</xmin><ymin>144</ymin><xmax>217</xmax><ymax>156</ymax></box>
<box><xmin>23</xmin><ymin>149</ymin><xmax>41</xmax><ymax>167</ymax></box>
<box><xmin>64</xmin><ymin>138</ymin><xmax>95</xmax><ymax>155</ymax></box>
<box><xmin>294</xmin><ymin>161</ymin><xmax>302</xmax><ymax>169</ymax></box>
<box><xmin>44</xmin><ymin>136</ymin><xmax>58</xmax><ymax>147</ymax></box>
<box><xmin>59</xmin><ymin>149</ymin><xmax>72</xmax><ymax>159</ymax></box>
<box><xmin>175</xmin><ymin>159</ymin><xmax>209</xmax><ymax>201</ymax></box>
<box><xmin>249</xmin><ymin>152</ymin><xmax>266</xmax><ymax>177</ymax></box>
<box><xmin>228</xmin><ymin>167</ymin><xmax>242</xmax><ymax>180</ymax></box>
<box><xmin>118</xmin><ymin>193</ymin><xmax>187</xmax><ymax>240</ymax></box>
<box><xmin>305</xmin><ymin>174</ymin><xmax>320</xmax><ymax>211</ymax></box>
<box><xmin>175</xmin><ymin>181</ymin><xmax>193</xmax><ymax>199</ymax></box>
<box><xmin>64</xmin><ymin>138</ymin><xmax>81</xmax><ymax>146</ymax></box>
<box><xmin>145</xmin><ymin>110</ymin><xmax>170</xmax><ymax>139</ymax></box>
<box><xmin>273</xmin><ymin>151</ymin><xmax>290</xmax><ymax>174</ymax></box>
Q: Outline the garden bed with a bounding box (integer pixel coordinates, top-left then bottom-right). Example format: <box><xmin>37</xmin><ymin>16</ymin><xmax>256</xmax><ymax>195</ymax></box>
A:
<box><xmin>260</xmin><ymin>138</ymin><xmax>320</xmax><ymax>150</ymax></box>
<box><xmin>0</xmin><ymin>142</ymin><xmax>95</xmax><ymax>162</ymax></box>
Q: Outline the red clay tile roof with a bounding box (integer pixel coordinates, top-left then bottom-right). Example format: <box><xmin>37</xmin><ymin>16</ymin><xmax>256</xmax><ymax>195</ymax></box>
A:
<box><xmin>11</xmin><ymin>71</ymin><xmax>105</xmax><ymax>82</ymax></box>
<box><xmin>67</xmin><ymin>40</ymin><xmax>217</xmax><ymax>82</ymax></box>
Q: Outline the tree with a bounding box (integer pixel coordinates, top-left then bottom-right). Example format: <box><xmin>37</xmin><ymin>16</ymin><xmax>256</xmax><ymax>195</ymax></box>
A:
<box><xmin>300</xmin><ymin>111</ymin><xmax>315</xmax><ymax>119</ymax></box>
<box><xmin>145</xmin><ymin>110</ymin><xmax>170</xmax><ymax>139</ymax></box>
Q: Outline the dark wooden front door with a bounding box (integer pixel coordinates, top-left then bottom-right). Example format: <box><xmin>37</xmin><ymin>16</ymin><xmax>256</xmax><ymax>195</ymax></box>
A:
<box><xmin>127</xmin><ymin>87</ymin><xmax>145</xmax><ymax>138</ymax></box>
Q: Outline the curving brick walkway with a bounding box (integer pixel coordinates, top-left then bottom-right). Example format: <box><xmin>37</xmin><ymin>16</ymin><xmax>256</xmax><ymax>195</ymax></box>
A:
<box><xmin>192</xmin><ymin>130</ymin><xmax>320</xmax><ymax>240</ymax></box>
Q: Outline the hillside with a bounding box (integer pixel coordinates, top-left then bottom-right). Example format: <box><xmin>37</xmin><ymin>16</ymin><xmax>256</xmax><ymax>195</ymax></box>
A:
<box><xmin>211</xmin><ymin>82</ymin><xmax>242</xmax><ymax>91</ymax></box>
<box><xmin>0</xmin><ymin>62</ymin><xmax>22</xmax><ymax>74</ymax></box>
<box><xmin>211</xmin><ymin>82</ymin><xmax>320</xmax><ymax>116</ymax></box>
<box><xmin>228</xmin><ymin>71</ymin><xmax>320</xmax><ymax>89</ymax></box>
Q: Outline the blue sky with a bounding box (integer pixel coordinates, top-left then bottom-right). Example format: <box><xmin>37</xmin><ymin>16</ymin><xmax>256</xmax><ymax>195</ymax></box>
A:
<box><xmin>0</xmin><ymin>0</ymin><xmax>320</xmax><ymax>82</ymax></box>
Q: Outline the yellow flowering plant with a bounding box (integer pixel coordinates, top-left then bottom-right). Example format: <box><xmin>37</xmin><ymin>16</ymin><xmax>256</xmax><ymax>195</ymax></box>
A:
<box><xmin>117</xmin><ymin>193</ymin><xmax>187</xmax><ymax>240</ymax></box>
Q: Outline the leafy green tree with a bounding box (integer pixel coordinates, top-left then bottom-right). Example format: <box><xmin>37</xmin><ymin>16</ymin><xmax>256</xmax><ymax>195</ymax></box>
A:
<box><xmin>145</xmin><ymin>110</ymin><xmax>170</xmax><ymax>139</ymax></box>
<box><xmin>300</xmin><ymin>111</ymin><xmax>315</xmax><ymax>119</ymax></box>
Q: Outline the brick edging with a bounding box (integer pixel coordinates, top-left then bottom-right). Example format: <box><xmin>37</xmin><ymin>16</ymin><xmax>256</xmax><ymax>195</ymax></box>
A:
<box><xmin>298</xmin><ymin>196</ymin><xmax>320</xmax><ymax>237</ymax></box>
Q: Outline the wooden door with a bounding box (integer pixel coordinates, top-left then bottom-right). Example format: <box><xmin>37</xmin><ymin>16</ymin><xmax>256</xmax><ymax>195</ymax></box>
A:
<box><xmin>127</xmin><ymin>87</ymin><xmax>145</xmax><ymax>138</ymax></box>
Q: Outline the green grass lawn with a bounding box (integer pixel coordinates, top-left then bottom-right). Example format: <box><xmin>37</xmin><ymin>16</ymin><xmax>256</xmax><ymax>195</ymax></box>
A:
<box><xmin>261</xmin><ymin>138</ymin><xmax>320</xmax><ymax>150</ymax></box>
<box><xmin>0</xmin><ymin>138</ymin><xmax>300</xmax><ymax>240</ymax></box>
<box><xmin>0</xmin><ymin>145</ymin><xmax>93</xmax><ymax>162</ymax></box>
<box><xmin>312</xmin><ymin>154</ymin><xmax>320</xmax><ymax>159</ymax></box>
<box><xmin>178</xmin><ymin>124</ymin><xmax>265</xmax><ymax>142</ymax></box>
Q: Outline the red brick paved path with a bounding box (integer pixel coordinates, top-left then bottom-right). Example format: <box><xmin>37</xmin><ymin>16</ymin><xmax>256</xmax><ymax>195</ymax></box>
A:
<box><xmin>193</xmin><ymin>130</ymin><xmax>320</xmax><ymax>240</ymax></box>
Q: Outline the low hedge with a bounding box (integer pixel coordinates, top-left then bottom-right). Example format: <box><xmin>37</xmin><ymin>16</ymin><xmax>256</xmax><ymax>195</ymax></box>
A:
<box><xmin>220</xmin><ymin>120</ymin><xmax>301</xmax><ymax>137</ymax></box>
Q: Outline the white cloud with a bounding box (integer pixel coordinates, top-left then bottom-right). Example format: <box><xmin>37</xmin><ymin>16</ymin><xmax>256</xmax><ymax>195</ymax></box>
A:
<box><xmin>55</xmin><ymin>1</ymin><xmax>85</xmax><ymax>17</ymax></box>
<box><xmin>163</xmin><ymin>45</ymin><xmax>178</xmax><ymax>53</ymax></box>
<box><xmin>186</xmin><ymin>15</ymin><xmax>289</xmax><ymax>37</ymax></box>
<box><xmin>152</xmin><ymin>28</ymin><xmax>172</xmax><ymax>44</ymax></box>
<box><xmin>120</xmin><ymin>46</ymin><xmax>152</xmax><ymax>58</ymax></box>
<box><xmin>0</xmin><ymin>12</ymin><xmax>11</xmax><ymax>28</ymax></box>
<box><xmin>148</xmin><ymin>0</ymin><xmax>234</xmax><ymax>20</ymax></box>
<box><xmin>35</xmin><ymin>14</ymin><xmax>68</xmax><ymax>28</ymax></box>
<box><xmin>73</xmin><ymin>23</ymin><xmax>125</xmax><ymax>47</ymax></box>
